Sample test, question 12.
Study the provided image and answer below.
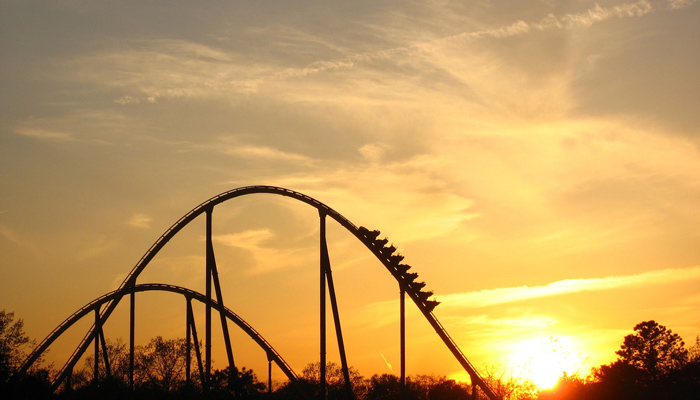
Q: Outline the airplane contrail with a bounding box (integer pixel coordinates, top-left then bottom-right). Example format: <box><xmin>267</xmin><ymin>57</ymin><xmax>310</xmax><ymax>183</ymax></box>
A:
<box><xmin>380</xmin><ymin>353</ymin><xmax>394</xmax><ymax>373</ymax></box>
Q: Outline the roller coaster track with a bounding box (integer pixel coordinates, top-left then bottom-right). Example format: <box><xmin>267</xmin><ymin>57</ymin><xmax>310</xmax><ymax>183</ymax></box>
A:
<box><xmin>19</xmin><ymin>283</ymin><xmax>298</xmax><ymax>384</ymax></box>
<box><xmin>17</xmin><ymin>186</ymin><xmax>499</xmax><ymax>399</ymax></box>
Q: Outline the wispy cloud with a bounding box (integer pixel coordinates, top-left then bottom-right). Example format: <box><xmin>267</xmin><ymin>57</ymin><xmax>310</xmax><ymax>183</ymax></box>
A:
<box><xmin>54</xmin><ymin>0</ymin><xmax>687</xmax><ymax>106</ymax></box>
<box><xmin>442</xmin><ymin>266</ymin><xmax>700</xmax><ymax>308</ymax></box>
<box><xmin>666</xmin><ymin>0</ymin><xmax>698</xmax><ymax>10</ymax></box>
<box><xmin>0</xmin><ymin>225</ymin><xmax>24</xmax><ymax>246</ymax></box>
<box><xmin>229</xmin><ymin>0</ymin><xmax>671</xmax><ymax>86</ymax></box>
<box><xmin>542</xmin><ymin>1</ymin><xmax>653</xmax><ymax>28</ymax></box>
<box><xmin>281</xmin><ymin>155</ymin><xmax>480</xmax><ymax>242</ymax></box>
<box><xmin>127</xmin><ymin>214</ymin><xmax>153</xmax><ymax>229</ymax></box>
<box><xmin>76</xmin><ymin>234</ymin><xmax>117</xmax><ymax>261</ymax></box>
<box><xmin>213</xmin><ymin>229</ymin><xmax>316</xmax><ymax>274</ymax></box>
<box><xmin>358</xmin><ymin>143</ymin><xmax>391</xmax><ymax>163</ymax></box>
<box><xmin>15</xmin><ymin>128</ymin><xmax>75</xmax><ymax>142</ymax></box>
<box><xmin>460</xmin><ymin>314</ymin><xmax>559</xmax><ymax>329</ymax></box>
<box><xmin>213</xmin><ymin>229</ymin><xmax>274</xmax><ymax>248</ymax></box>
<box><xmin>220</xmin><ymin>144</ymin><xmax>312</xmax><ymax>164</ymax></box>
<box><xmin>351</xmin><ymin>298</ymin><xmax>559</xmax><ymax>333</ymax></box>
<box><xmin>114</xmin><ymin>95</ymin><xmax>152</xmax><ymax>105</ymax></box>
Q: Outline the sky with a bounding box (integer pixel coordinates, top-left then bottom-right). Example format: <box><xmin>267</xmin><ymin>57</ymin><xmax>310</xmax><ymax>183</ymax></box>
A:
<box><xmin>1</xmin><ymin>0</ymin><xmax>699</xmax><ymax>389</ymax></box>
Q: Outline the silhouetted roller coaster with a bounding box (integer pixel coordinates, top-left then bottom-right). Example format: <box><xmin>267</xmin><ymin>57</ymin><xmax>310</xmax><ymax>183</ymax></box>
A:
<box><xmin>16</xmin><ymin>186</ymin><xmax>499</xmax><ymax>400</ymax></box>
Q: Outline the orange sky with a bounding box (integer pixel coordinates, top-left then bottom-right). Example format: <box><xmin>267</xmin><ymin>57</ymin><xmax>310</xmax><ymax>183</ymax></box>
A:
<box><xmin>1</xmin><ymin>0</ymin><xmax>699</xmax><ymax>389</ymax></box>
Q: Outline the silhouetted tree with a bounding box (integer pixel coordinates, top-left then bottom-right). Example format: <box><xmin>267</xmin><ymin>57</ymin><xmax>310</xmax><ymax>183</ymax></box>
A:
<box><xmin>615</xmin><ymin>320</ymin><xmax>687</xmax><ymax>380</ymax></box>
<box><xmin>667</xmin><ymin>335</ymin><xmax>700</xmax><ymax>400</ymax></box>
<box><xmin>583</xmin><ymin>321</ymin><xmax>697</xmax><ymax>400</ymax></box>
<box><xmin>75</xmin><ymin>338</ymin><xmax>130</xmax><ymax>387</ymax></box>
<box><xmin>591</xmin><ymin>361</ymin><xmax>648</xmax><ymax>399</ymax></box>
<box><xmin>135</xmin><ymin>336</ymin><xmax>187</xmax><ymax>394</ymax></box>
<box><xmin>0</xmin><ymin>310</ymin><xmax>53</xmax><ymax>399</ymax></box>
<box><xmin>405</xmin><ymin>374</ymin><xmax>441</xmax><ymax>400</ymax></box>
<box><xmin>365</xmin><ymin>374</ymin><xmax>405</xmax><ymax>400</ymax></box>
<box><xmin>210</xmin><ymin>366</ymin><xmax>265</xmax><ymax>399</ymax></box>
<box><xmin>1</xmin><ymin>310</ymin><xmax>32</xmax><ymax>382</ymax></box>
<box><xmin>687</xmin><ymin>335</ymin><xmax>700</xmax><ymax>364</ymax></box>
<box><xmin>365</xmin><ymin>374</ymin><xmax>473</xmax><ymax>400</ymax></box>
<box><xmin>481</xmin><ymin>364</ymin><xmax>536</xmax><ymax>400</ymax></box>
<box><xmin>301</xmin><ymin>361</ymin><xmax>365</xmax><ymax>399</ymax></box>
<box><xmin>273</xmin><ymin>376</ymin><xmax>317</xmax><ymax>400</ymax></box>
<box><xmin>427</xmin><ymin>379</ymin><xmax>470</xmax><ymax>400</ymax></box>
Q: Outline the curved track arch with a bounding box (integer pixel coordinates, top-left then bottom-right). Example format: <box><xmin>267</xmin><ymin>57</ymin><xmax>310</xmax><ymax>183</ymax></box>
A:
<box><xmin>20</xmin><ymin>283</ymin><xmax>298</xmax><ymax>387</ymax></box>
<box><xmin>19</xmin><ymin>186</ymin><xmax>498</xmax><ymax>399</ymax></box>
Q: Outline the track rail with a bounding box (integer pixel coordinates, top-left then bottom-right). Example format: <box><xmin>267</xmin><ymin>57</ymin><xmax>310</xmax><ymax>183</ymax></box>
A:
<box><xmin>20</xmin><ymin>283</ymin><xmax>298</xmax><ymax>386</ymax></box>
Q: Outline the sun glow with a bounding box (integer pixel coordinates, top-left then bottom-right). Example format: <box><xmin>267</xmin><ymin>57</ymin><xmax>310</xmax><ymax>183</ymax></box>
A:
<box><xmin>508</xmin><ymin>336</ymin><xmax>587</xmax><ymax>389</ymax></box>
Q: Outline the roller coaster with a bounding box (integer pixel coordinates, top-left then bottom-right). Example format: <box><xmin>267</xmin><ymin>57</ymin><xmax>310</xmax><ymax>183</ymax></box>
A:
<box><xmin>15</xmin><ymin>186</ymin><xmax>499</xmax><ymax>399</ymax></box>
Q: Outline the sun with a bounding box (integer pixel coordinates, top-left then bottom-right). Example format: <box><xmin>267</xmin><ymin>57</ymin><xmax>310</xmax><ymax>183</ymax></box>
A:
<box><xmin>508</xmin><ymin>336</ymin><xmax>586</xmax><ymax>390</ymax></box>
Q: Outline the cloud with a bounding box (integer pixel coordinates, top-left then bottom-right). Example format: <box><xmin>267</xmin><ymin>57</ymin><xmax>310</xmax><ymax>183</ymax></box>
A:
<box><xmin>358</xmin><ymin>143</ymin><xmax>390</xmax><ymax>163</ymax></box>
<box><xmin>666</xmin><ymin>0</ymin><xmax>698</xmax><ymax>10</ymax></box>
<box><xmin>220</xmin><ymin>144</ymin><xmax>312</xmax><ymax>164</ymax></box>
<box><xmin>0</xmin><ymin>225</ymin><xmax>24</xmax><ymax>246</ymax></box>
<box><xmin>441</xmin><ymin>266</ymin><xmax>700</xmax><ymax>308</ymax></box>
<box><xmin>557</xmin><ymin>1</ymin><xmax>653</xmax><ymax>28</ymax></box>
<box><xmin>76</xmin><ymin>234</ymin><xmax>117</xmax><ymax>260</ymax></box>
<box><xmin>428</xmin><ymin>117</ymin><xmax>700</xmax><ymax>261</ymax></box>
<box><xmin>127</xmin><ymin>214</ymin><xmax>153</xmax><ymax>229</ymax></box>
<box><xmin>237</xmin><ymin>0</ymin><xmax>664</xmax><ymax>86</ymax></box>
<box><xmin>213</xmin><ymin>229</ymin><xmax>274</xmax><ymax>248</ymax></box>
<box><xmin>49</xmin><ymin>0</ymin><xmax>681</xmax><ymax>107</ymax></box>
<box><xmin>350</xmin><ymin>297</ymin><xmax>559</xmax><ymax>334</ymax></box>
<box><xmin>56</xmin><ymin>38</ymin><xmax>259</xmax><ymax>103</ymax></box>
<box><xmin>464</xmin><ymin>314</ymin><xmax>558</xmax><ymax>329</ymax></box>
<box><xmin>213</xmin><ymin>229</ymin><xmax>316</xmax><ymax>275</ymax></box>
<box><xmin>128</xmin><ymin>254</ymin><xmax>206</xmax><ymax>289</ymax></box>
<box><xmin>278</xmin><ymin>155</ymin><xmax>480</xmax><ymax>242</ymax></box>
<box><xmin>114</xmin><ymin>95</ymin><xmax>146</xmax><ymax>105</ymax></box>
<box><xmin>15</xmin><ymin>128</ymin><xmax>75</xmax><ymax>142</ymax></box>
<box><xmin>233</xmin><ymin>1</ymin><xmax>660</xmax><ymax>89</ymax></box>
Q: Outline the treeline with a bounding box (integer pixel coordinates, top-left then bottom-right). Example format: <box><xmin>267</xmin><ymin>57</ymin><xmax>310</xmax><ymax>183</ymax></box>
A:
<box><xmin>3</xmin><ymin>310</ymin><xmax>700</xmax><ymax>400</ymax></box>
<box><xmin>539</xmin><ymin>320</ymin><xmax>700</xmax><ymax>400</ymax></box>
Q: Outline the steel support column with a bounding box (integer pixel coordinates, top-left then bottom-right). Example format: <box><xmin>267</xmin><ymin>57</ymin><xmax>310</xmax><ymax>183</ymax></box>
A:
<box><xmin>99</xmin><ymin>330</ymin><xmax>111</xmax><ymax>379</ymax></box>
<box><xmin>267</xmin><ymin>355</ymin><xmax>273</xmax><ymax>393</ymax></box>
<box><xmin>319</xmin><ymin>212</ymin><xmax>327</xmax><ymax>400</ymax></box>
<box><xmin>400</xmin><ymin>287</ymin><xmax>406</xmax><ymax>392</ymax></box>
<box><xmin>187</xmin><ymin>301</ymin><xmax>205</xmax><ymax>385</ymax></box>
<box><xmin>66</xmin><ymin>367</ymin><xmax>72</xmax><ymax>393</ymax></box>
<box><xmin>320</xmin><ymin>211</ymin><xmax>352</xmax><ymax>396</ymax></box>
<box><xmin>205</xmin><ymin>208</ymin><xmax>213</xmax><ymax>393</ymax></box>
<box><xmin>129</xmin><ymin>290</ymin><xmax>135</xmax><ymax>391</ymax></box>
<box><xmin>209</xmin><ymin>247</ymin><xmax>235</xmax><ymax>368</ymax></box>
<box><xmin>186</xmin><ymin>298</ymin><xmax>192</xmax><ymax>388</ymax></box>
<box><xmin>94</xmin><ymin>309</ymin><xmax>100</xmax><ymax>384</ymax></box>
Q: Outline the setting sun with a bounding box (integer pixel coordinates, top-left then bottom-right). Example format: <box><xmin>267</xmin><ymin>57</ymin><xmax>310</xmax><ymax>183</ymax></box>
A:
<box><xmin>508</xmin><ymin>337</ymin><xmax>588</xmax><ymax>389</ymax></box>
